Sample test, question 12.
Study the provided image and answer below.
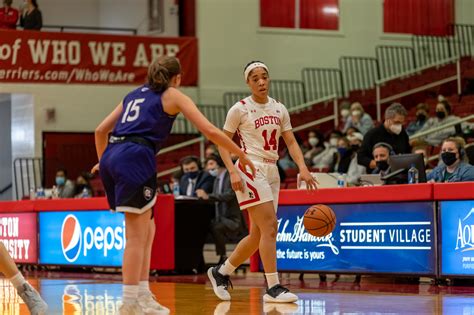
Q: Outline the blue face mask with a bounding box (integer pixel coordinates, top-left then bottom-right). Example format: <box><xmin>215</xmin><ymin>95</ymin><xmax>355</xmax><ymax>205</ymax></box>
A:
<box><xmin>209</xmin><ymin>169</ymin><xmax>219</xmax><ymax>177</ymax></box>
<box><xmin>55</xmin><ymin>176</ymin><xmax>65</xmax><ymax>186</ymax></box>
<box><xmin>186</xmin><ymin>171</ymin><xmax>199</xmax><ymax>179</ymax></box>
<box><xmin>337</xmin><ymin>147</ymin><xmax>348</xmax><ymax>156</ymax></box>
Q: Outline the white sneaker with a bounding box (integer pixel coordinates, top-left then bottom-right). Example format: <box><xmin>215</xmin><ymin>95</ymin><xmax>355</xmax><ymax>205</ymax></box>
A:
<box><xmin>214</xmin><ymin>301</ymin><xmax>231</xmax><ymax>315</ymax></box>
<box><xmin>118</xmin><ymin>301</ymin><xmax>144</xmax><ymax>315</ymax></box>
<box><xmin>263</xmin><ymin>284</ymin><xmax>298</xmax><ymax>303</ymax></box>
<box><xmin>17</xmin><ymin>283</ymin><xmax>48</xmax><ymax>315</ymax></box>
<box><xmin>207</xmin><ymin>265</ymin><xmax>232</xmax><ymax>301</ymax></box>
<box><xmin>138</xmin><ymin>293</ymin><xmax>170</xmax><ymax>314</ymax></box>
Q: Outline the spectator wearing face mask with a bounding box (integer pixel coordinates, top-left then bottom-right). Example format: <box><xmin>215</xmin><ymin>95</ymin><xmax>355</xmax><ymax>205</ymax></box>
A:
<box><xmin>346</xmin><ymin>132</ymin><xmax>366</xmax><ymax>185</ymax></box>
<box><xmin>196</xmin><ymin>154</ymin><xmax>246</xmax><ymax>265</ymax></box>
<box><xmin>427</xmin><ymin>137</ymin><xmax>474</xmax><ymax>183</ymax></box>
<box><xmin>371</xmin><ymin>143</ymin><xmax>393</xmax><ymax>176</ymax></box>
<box><xmin>415</xmin><ymin>101</ymin><xmax>461</xmax><ymax>146</ymax></box>
<box><xmin>338</xmin><ymin>101</ymin><xmax>351</xmax><ymax>131</ymax></box>
<box><xmin>178</xmin><ymin>156</ymin><xmax>214</xmax><ymax>197</ymax></box>
<box><xmin>312</xmin><ymin>131</ymin><xmax>342</xmax><ymax>169</ymax></box>
<box><xmin>303</xmin><ymin>130</ymin><xmax>325</xmax><ymax>166</ymax></box>
<box><xmin>358</xmin><ymin>103</ymin><xmax>411</xmax><ymax>173</ymax></box>
<box><xmin>74</xmin><ymin>172</ymin><xmax>92</xmax><ymax>198</ymax></box>
<box><xmin>54</xmin><ymin>168</ymin><xmax>75</xmax><ymax>198</ymax></box>
<box><xmin>406</xmin><ymin>103</ymin><xmax>429</xmax><ymax>136</ymax></box>
<box><xmin>343</xmin><ymin>102</ymin><xmax>374</xmax><ymax>135</ymax></box>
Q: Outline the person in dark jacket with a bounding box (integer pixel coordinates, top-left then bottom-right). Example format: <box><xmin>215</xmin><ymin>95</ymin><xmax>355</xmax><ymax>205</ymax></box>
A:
<box><xmin>178</xmin><ymin>155</ymin><xmax>214</xmax><ymax>197</ymax></box>
<box><xmin>358</xmin><ymin>103</ymin><xmax>411</xmax><ymax>173</ymax></box>
<box><xmin>197</xmin><ymin>154</ymin><xmax>247</xmax><ymax>264</ymax></box>
<box><xmin>20</xmin><ymin>0</ymin><xmax>42</xmax><ymax>30</ymax></box>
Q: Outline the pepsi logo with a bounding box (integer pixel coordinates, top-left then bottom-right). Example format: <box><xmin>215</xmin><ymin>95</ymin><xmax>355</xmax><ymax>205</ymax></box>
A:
<box><xmin>61</xmin><ymin>215</ymin><xmax>82</xmax><ymax>263</ymax></box>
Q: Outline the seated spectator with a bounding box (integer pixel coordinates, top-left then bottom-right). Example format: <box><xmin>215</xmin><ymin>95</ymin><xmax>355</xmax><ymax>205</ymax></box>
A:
<box><xmin>358</xmin><ymin>103</ymin><xmax>411</xmax><ymax>173</ymax></box>
<box><xmin>415</xmin><ymin>101</ymin><xmax>460</xmax><ymax>146</ymax></box>
<box><xmin>0</xmin><ymin>0</ymin><xmax>19</xmax><ymax>29</ymax></box>
<box><xmin>406</xmin><ymin>103</ymin><xmax>429</xmax><ymax>136</ymax></box>
<box><xmin>427</xmin><ymin>137</ymin><xmax>474</xmax><ymax>182</ymax></box>
<box><xmin>302</xmin><ymin>130</ymin><xmax>325</xmax><ymax>167</ymax></box>
<box><xmin>179</xmin><ymin>156</ymin><xmax>213</xmax><ymax>197</ymax></box>
<box><xmin>412</xmin><ymin>143</ymin><xmax>432</xmax><ymax>171</ymax></box>
<box><xmin>20</xmin><ymin>0</ymin><xmax>42</xmax><ymax>30</ymax></box>
<box><xmin>196</xmin><ymin>154</ymin><xmax>246</xmax><ymax>264</ymax></box>
<box><xmin>331</xmin><ymin>136</ymin><xmax>366</xmax><ymax>185</ymax></box>
<box><xmin>312</xmin><ymin>130</ymin><xmax>342</xmax><ymax>169</ymax></box>
<box><xmin>337</xmin><ymin>101</ymin><xmax>351</xmax><ymax>132</ymax></box>
<box><xmin>74</xmin><ymin>172</ymin><xmax>92</xmax><ymax>198</ymax></box>
<box><xmin>346</xmin><ymin>132</ymin><xmax>366</xmax><ymax>185</ymax></box>
<box><xmin>205</xmin><ymin>144</ymin><xmax>218</xmax><ymax>158</ymax></box>
<box><xmin>345</xmin><ymin>126</ymin><xmax>360</xmax><ymax>137</ymax></box>
<box><xmin>343</xmin><ymin>102</ymin><xmax>374</xmax><ymax>135</ymax></box>
<box><xmin>371</xmin><ymin>142</ymin><xmax>393</xmax><ymax>176</ymax></box>
<box><xmin>55</xmin><ymin>168</ymin><xmax>75</xmax><ymax>198</ymax></box>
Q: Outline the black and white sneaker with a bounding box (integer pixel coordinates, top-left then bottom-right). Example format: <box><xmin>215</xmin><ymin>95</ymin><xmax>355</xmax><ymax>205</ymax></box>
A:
<box><xmin>263</xmin><ymin>284</ymin><xmax>298</xmax><ymax>303</ymax></box>
<box><xmin>207</xmin><ymin>265</ymin><xmax>233</xmax><ymax>301</ymax></box>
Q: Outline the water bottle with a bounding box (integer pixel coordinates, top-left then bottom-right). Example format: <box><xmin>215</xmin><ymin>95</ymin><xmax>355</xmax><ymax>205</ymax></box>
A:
<box><xmin>173</xmin><ymin>182</ymin><xmax>180</xmax><ymax>197</ymax></box>
<box><xmin>36</xmin><ymin>187</ymin><xmax>45</xmax><ymax>199</ymax></box>
<box><xmin>81</xmin><ymin>187</ymin><xmax>90</xmax><ymax>198</ymax></box>
<box><xmin>29</xmin><ymin>187</ymin><xmax>36</xmax><ymax>200</ymax></box>
<box><xmin>408</xmin><ymin>164</ymin><xmax>419</xmax><ymax>184</ymax></box>
<box><xmin>337</xmin><ymin>174</ymin><xmax>346</xmax><ymax>188</ymax></box>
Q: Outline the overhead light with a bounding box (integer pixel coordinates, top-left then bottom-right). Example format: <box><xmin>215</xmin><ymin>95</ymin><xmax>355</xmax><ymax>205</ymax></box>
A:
<box><xmin>322</xmin><ymin>6</ymin><xmax>339</xmax><ymax>15</ymax></box>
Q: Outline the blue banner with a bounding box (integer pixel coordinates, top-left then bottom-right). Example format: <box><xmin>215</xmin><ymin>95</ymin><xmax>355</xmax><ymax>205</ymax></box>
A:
<box><xmin>275</xmin><ymin>202</ymin><xmax>435</xmax><ymax>274</ymax></box>
<box><xmin>440</xmin><ymin>200</ymin><xmax>474</xmax><ymax>276</ymax></box>
<box><xmin>39</xmin><ymin>211</ymin><xmax>125</xmax><ymax>266</ymax></box>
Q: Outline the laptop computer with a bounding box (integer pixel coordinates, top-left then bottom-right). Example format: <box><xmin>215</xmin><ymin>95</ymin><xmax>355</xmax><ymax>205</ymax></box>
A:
<box><xmin>298</xmin><ymin>172</ymin><xmax>339</xmax><ymax>189</ymax></box>
<box><xmin>360</xmin><ymin>174</ymin><xmax>384</xmax><ymax>186</ymax></box>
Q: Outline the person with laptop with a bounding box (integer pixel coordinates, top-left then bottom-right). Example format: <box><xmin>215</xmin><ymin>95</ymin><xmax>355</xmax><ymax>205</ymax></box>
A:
<box><xmin>427</xmin><ymin>137</ymin><xmax>474</xmax><ymax>182</ymax></box>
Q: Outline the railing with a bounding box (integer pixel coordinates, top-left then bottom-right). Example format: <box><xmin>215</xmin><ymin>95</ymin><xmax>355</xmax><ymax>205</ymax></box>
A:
<box><xmin>339</xmin><ymin>56</ymin><xmax>380</xmax><ymax>95</ymax></box>
<box><xmin>375</xmin><ymin>56</ymin><xmax>461</xmax><ymax>121</ymax></box>
<box><xmin>376</xmin><ymin>46</ymin><xmax>416</xmax><ymax>79</ymax></box>
<box><xmin>40</xmin><ymin>24</ymin><xmax>137</xmax><ymax>35</ymax></box>
<box><xmin>301</xmin><ymin>68</ymin><xmax>344</xmax><ymax>100</ymax></box>
<box><xmin>271</xmin><ymin>80</ymin><xmax>307</xmax><ymax>109</ymax></box>
<box><xmin>13</xmin><ymin>157</ymin><xmax>43</xmax><ymax>200</ymax></box>
<box><xmin>223</xmin><ymin>92</ymin><xmax>249</xmax><ymax>109</ymax></box>
<box><xmin>409</xmin><ymin>114</ymin><xmax>474</xmax><ymax>140</ymax></box>
<box><xmin>412</xmin><ymin>35</ymin><xmax>453</xmax><ymax>67</ymax></box>
<box><xmin>170</xmin><ymin>104</ymin><xmax>227</xmax><ymax>134</ymax></box>
<box><xmin>0</xmin><ymin>183</ymin><xmax>12</xmax><ymax>195</ymax></box>
<box><xmin>450</xmin><ymin>24</ymin><xmax>474</xmax><ymax>57</ymax></box>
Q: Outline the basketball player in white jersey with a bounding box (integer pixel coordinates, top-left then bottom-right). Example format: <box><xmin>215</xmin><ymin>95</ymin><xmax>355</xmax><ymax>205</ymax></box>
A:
<box><xmin>208</xmin><ymin>61</ymin><xmax>317</xmax><ymax>303</ymax></box>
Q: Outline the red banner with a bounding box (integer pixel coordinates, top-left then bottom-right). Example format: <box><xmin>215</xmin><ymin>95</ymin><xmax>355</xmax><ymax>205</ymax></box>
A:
<box><xmin>0</xmin><ymin>29</ymin><xmax>198</xmax><ymax>85</ymax></box>
<box><xmin>0</xmin><ymin>212</ymin><xmax>38</xmax><ymax>263</ymax></box>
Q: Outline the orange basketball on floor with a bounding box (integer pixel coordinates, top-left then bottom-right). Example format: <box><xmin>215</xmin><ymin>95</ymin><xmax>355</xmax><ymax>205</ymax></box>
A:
<box><xmin>303</xmin><ymin>204</ymin><xmax>336</xmax><ymax>237</ymax></box>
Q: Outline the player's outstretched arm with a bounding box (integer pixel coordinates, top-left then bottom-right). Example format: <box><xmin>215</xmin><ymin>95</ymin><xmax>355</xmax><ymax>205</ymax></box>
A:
<box><xmin>282</xmin><ymin>130</ymin><xmax>317</xmax><ymax>190</ymax></box>
<box><xmin>164</xmin><ymin>88</ymin><xmax>255</xmax><ymax>176</ymax></box>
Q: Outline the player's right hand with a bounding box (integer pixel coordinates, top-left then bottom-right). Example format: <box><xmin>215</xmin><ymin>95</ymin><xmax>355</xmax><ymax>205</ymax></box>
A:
<box><xmin>230</xmin><ymin>172</ymin><xmax>244</xmax><ymax>192</ymax></box>
<box><xmin>91</xmin><ymin>163</ymin><xmax>100</xmax><ymax>174</ymax></box>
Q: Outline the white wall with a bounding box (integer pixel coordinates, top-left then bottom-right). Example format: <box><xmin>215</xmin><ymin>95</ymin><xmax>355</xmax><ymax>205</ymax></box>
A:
<box><xmin>0</xmin><ymin>95</ymin><xmax>12</xmax><ymax>200</ymax></box>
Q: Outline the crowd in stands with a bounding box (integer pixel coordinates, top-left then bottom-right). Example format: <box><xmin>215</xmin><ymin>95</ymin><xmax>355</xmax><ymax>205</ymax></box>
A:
<box><xmin>0</xmin><ymin>0</ymin><xmax>42</xmax><ymax>30</ymax></box>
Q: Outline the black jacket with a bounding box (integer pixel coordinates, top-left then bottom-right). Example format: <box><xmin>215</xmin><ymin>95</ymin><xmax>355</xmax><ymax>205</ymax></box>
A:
<box><xmin>179</xmin><ymin>171</ymin><xmax>214</xmax><ymax>197</ymax></box>
<box><xmin>208</xmin><ymin>170</ymin><xmax>241</xmax><ymax>230</ymax></box>
<box><xmin>20</xmin><ymin>8</ymin><xmax>42</xmax><ymax>30</ymax></box>
<box><xmin>357</xmin><ymin>122</ymin><xmax>411</xmax><ymax>171</ymax></box>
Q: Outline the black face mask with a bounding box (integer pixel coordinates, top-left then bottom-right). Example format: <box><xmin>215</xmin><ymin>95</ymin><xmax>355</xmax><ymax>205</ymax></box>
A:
<box><xmin>417</xmin><ymin>114</ymin><xmax>427</xmax><ymax>122</ymax></box>
<box><xmin>186</xmin><ymin>171</ymin><xmax>199</xmax><ymax>179</ymax></box>
<box><xmin>436</xmin><ymin>111</ymin><xmax>446</xmax><ymax>119</ymax></box>
<box><xmin>376</xmin><ymin>160</ymin><xmax>389</xmax><ymax>171</ymax></box>
<box><xmin>441</xmin><ymin>152</ymin><xmax>457</xmax><ymax>166</ymax></box>
<box><xmin>351</xmin><ymin>144</ymin><xmax>360</xmax><ymax>152</ymax></box>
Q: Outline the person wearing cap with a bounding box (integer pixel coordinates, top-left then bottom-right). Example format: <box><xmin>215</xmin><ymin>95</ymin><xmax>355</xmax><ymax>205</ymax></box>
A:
<box><xmin>208</xmin><ymin>61</ymin><xmax>317</xmax><ymax>304</ymax></box>
<box><xmin>343</xmin><ymin>102</ymin><xmax>374</xmax><ymax>135</ymax></box>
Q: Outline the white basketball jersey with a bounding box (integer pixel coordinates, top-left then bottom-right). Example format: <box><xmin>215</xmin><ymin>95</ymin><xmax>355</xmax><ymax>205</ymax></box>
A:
<box><xmin>223</xmin><ymin>96</ymin><xmax>292</xmax><ymax>160</ymax></box>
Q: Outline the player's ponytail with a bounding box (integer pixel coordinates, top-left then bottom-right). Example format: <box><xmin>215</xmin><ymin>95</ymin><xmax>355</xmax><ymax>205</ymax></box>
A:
<box><xmin>148</xmin><ymin>56</ymin><xmax>181</xmax><ymax>92</ymax></box>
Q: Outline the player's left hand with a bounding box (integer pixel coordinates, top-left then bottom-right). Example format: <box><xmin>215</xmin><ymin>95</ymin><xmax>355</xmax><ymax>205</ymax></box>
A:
<box><xmin>300</xmin><ymin>168</ymin><xmax>317</xmax><ymax>190</ymax></box>
<box><xmin>91</xmin><ymin>163</ymin><xmax>100</xmax><ymax>174</ymax></box>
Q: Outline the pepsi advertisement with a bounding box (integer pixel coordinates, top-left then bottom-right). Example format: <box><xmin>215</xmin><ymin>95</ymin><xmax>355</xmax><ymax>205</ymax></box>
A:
<box><xmin>275</xmin><ymin>202</ymin><xmax>435</xmax><ymax>274</ymax></box>
<box><xmin>440</xmin><ymin>200</ymin><xmax>474</xmax><ymax>276</ymax></box>
<box><xmin>39</xmin><ymin>211</ymin><xmax>125</xmax><ymax>266</ymax></box>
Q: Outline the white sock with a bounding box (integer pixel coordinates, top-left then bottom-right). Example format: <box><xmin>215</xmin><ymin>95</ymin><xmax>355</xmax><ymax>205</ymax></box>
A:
<box><xmin>218</xmin><ymin>260</ymin><xmax>237</xmax><ymax>276</ymax></box>
<box><xmin>138</xmin><ymin>281</ymin><xmax>151</xmax><ymax>296</ymax></box>
<box><xmin>122</xmin><ymin>285</ymin><xmax>139</xmax><ymax>304</ymax></box>
<box><xmin>9</xmin><ymin>272</ymin><xmax>26</xmax><ymax>290</ymax></box>
<box><xmin>265</xmin><ymin>272</ymin><xmax>279</xmax><ymax>288</ymax></box>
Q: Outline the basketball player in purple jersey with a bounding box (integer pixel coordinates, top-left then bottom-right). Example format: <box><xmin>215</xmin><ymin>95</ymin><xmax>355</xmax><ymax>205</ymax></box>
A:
<box><xmin>93</xmin><ymin>56</ymin><xmax>255</xmax><ymax>314</ymax></box>
<box><xmin>208</xmin><ymin>61</ymin><xmax>317</xmax><ymax>303</ymax></box>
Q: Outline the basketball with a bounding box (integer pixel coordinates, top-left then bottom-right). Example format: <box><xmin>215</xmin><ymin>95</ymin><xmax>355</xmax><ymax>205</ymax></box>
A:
<box><xmin>303</xmin><ymin>204</ymin><xmax>337</xmax><ymax>237</ymax></box>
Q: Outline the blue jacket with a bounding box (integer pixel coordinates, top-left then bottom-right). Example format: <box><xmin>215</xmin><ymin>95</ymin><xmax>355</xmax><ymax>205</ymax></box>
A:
<box><xmin>427</xmin><ymin>161</ymin><xmax>474</xmax><ymax>183</ymax></box>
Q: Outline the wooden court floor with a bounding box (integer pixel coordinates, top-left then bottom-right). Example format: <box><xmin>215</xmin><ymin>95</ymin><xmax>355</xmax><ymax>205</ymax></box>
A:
<box><xmin>1</xmin><ymin>272</ymin><xmax>474</xmax><ymax>314</ymax></box>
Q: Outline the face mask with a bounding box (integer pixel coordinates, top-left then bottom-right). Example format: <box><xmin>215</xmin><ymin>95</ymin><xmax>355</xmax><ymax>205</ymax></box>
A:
<box><xmin>186</xmin><ymin>171</ymin><xmax>199</xmax><ymax>179</ymax></box>
<box><xmin>340</xmin><ymin>109</ymin><xmax>350</xmax><ymax>118</ymax></box>
<box><xmin>337</xmin><ymin>147</ymin><xmax>348</xmax><ymax>156</ymax></box>
<box><xmin>351</xmin><ymin>144</ymin><xmax>360</xmax><ymax>151</ymax></box>
<box><xmin>417</xmin><ymin>113</ymin><xmax>426</xmax><ymax>122</ymax></box>
<box><xmin>390</xmin><ymin>123</ymin><xmax>402</xmax><ymax>135</ymax></box>
<box><xmin>352</xmin><ymin>110</ymin><xmax>362</xmax><ymax>117</ymax></box>
<box><xmin>209</xmin><ymin>168</ymin><xmax>219</xmax><ymax>177</ymax></box>
<box><xmin>441</xmin><ymin>152</ymin><xmax>457</xmax><ymax>166</ymax></box>
<box><xmin>55</xmin><ymin>176</ymin><xmax>65</xmax><ymax>186</ymax></box>
<box><xmin>308</xmin><ymin>137</ymin><xmax>319</xmax><ymax>147</ymax></box>
<box><xmin>436</xmin><ymin>111</ymin><xmax>446</xmax><ymax>119</ymax></box>
<box><xmin>376</xmin><ymin>160</ymin><xmax>389</xmax><ymax>171</ymax></box>
<box><xmin>329</xmin><ymin>138</ymin><xmax>338</xmax><ymax>147</ymax></box>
